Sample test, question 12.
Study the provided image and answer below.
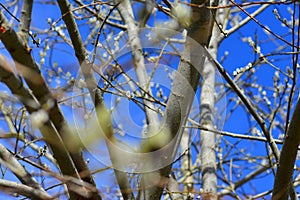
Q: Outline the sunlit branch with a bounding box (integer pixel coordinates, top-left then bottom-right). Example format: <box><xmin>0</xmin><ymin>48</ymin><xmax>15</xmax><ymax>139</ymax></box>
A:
<box><xmin>204</xmin><ymin>47</ymin><xmax>281</xmax><ymax>162</ymax></box>
<box><xmin>229</xmin><ymin>0</ymin><xmax>297</xmax><ymax>48</ymax></box>
<box><xmin>219</xmin><ymin>164</ymin><xmax>272</xmax><ymax>196</ymax></box>
<box><xmin>225</xmin><ymin>2</ymin><xmax>271</xmax><ymax>37</ymax></box>
<box><xmin>206</xmin><ymin>0</ymin><xmax>294</xmax><ymax>9</ymax></box>
<box><xmin>55</xmin><ymin>0</ymin><xmax>134</xmax><ymax>198</ymax></box>
<box><xmin>117</xmin><ymin>0</ymin><xmax>160</xmax><ymax>133</ymax></box>
<box><xmin>0</xmin><ymin>115</ymin><xmax>56</xmax><ymax>164</ymax></box>
<box><xmin>73</xmin><ymin>0</ymin><xmax>126</xmax><ymax>30</ymax></box>
<box><xmin>0</xmin><ymin>179</ymin><xmax>52</xmax><ymax>200</ymax></box>
<box><xmin>186</xmin><ymin>120</ymin><xmax>285</xmax><ymax>145</ymax></box>
<box><xmin>0</xmin><ymin>143</ymin><xmax>51</xmax><ymax>196</ymax></box>
<box><xmin>17</xmin><ymin>0</ymin><xmax>33</xmax><ymax>42</ymax></box>
<box><xmin>0</xmin><ymin>16</ymin><xmax>88</xmax><ymax>196</ymax></box>
<box><xmin>273</xmin><ymin>97</ymin><xmax>300</xmax><ymax>199</ymax></box>
<box><xmin>284</xmin><ymin>2</ymin><xmax>300</xmax><ymax>136</ymax></box>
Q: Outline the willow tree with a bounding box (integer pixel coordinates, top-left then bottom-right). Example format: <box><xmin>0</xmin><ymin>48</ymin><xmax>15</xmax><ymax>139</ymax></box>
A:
<box><xmin>0</xmin><ymin>0</ymin><xmax>299</xmax><ymax>199</ymax></box>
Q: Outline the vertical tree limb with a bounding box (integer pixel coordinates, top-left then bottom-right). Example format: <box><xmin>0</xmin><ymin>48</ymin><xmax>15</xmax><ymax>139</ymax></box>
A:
<box><xmin>199</xmin><ymin>35</ymin><xmax>217</xmax><ymax>200</ymax></box>
<box><xmin>181</xmin><ymin>131</ymin><xmax>194</xmax><ymax>199</ymax></box>
<box><xmin>56</xmin><ymin>0</ymin><xmax>134</xmax><ymax>199</ymax></box>
<box><xmin>203</xmin><ymin>44</ymin><xmax>297</xmax><ymax>199</ymax></box>
<box><xmin>205</xmin><ymin>50</ymin><xmax>281</xmax><ymax>162</ymax></box>
<box><xmin>137</xmin><ymin>0</ymin><xmax>216</xmax><ymax>199</ymax></box>
<box><xmin>17</xmin><ymin>0</ymin><xmax>33</xmax><ymax>42</ymax></box>
<box><xmin>272</xmin><ymin>97</ymin><xmax>300</xmax><ymax>200</ymax></box>
<box><xmin>0</xmin><ymin>5</ymin><xmax>102</xmax><ymax>194</ymax></box>
<box><xmin>117</xmin><ymin>0</ymin><xmax>160</xmax><ymax>133</ymax></box>
<box><xmin>198</xmin><ymin>0</ymin><xmax>222</xmax><ymax>198</ymax></box>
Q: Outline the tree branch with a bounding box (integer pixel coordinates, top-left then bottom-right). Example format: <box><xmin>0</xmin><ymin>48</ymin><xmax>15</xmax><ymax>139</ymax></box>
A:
<box><xmin>0</xmin><ymin>143</ymin><xmax>51</xmax><ymax>199</ymax></box>
<box><xmin>187</xmin><ymin>120</ymin><xmax>285</xmax><ymax>145</ymax></box>
<box><xmin>117</xmin><ymin>0</ymin><xmax>160</xmax><ymax>133</ymax></box>
<box><xmin>0</xmin><ymin>179</ymin><xmax>52</xmax><ymax>200</ymax></box>
<box><xmin>219</xmin><ymin>164</ymin><xmax>271</xmax><ymax>196</ymax></box>
<box><xmin>2</xmin><ymin>4</ymin><xmax>103</xmax><ymax>198</ymax></box>
<box><xmin>55</xmin><ymin>0</ymin><xmax>134</xmax><ymax>199</ymax></box>
<box><xmin>73</xmin><ymin>0</ymin><xmax>126</xmax><ymax>30</ymax></box>
<box><xmin>198</xmin><ymin>13</ymin><xmax>220</xmax><ymax>199</ymax></box>
<box><xmin>137</xmin><ymin>0</ymin><xmax>216</xmax><ymax>199</ymax></box>
<box><xmin>18</xmin><ymin>0</ymin><xmax>33</xmax><ymax>42</ymax></box>
<box><xmin>0</xmin><ymin>52</ymin><xmax>84</xmax><ymax>199</ymax></box>
<box><xmin>204</xmin><ymin>47</ymin><xmax>281</xmax><ymax>162</ymax></box>
<box><xmin>225</xmin><ymin>2</ymin><xmax>271</xmax><ymax>37</ymax></box>
<box><xmin>272</xmin><ymin>97</ymin><xmax>300</xmax><ymax>200</ymax></box>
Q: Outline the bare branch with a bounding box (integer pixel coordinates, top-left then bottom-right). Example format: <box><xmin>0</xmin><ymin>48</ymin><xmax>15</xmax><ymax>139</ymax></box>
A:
<box><xmin>273</xmin><ymin>98</ymin><xmax>300</xmax><ymax>199</ymax></box>
<box><xmin>2</xmin><ymin>4</ymin><xmax>103</xmax><ymax>197</ymax></box>
<box><xmin>117</xmin><ymin>0</ymin><xmax>160</xmax><ymax>132</ymax></box>
<box><xmin>137</xmin><ymin>0</ymin><xmax>216</xmax><ymax>198</ymax></box>
<box><xmin>55</xmin><ymin>0</ymin><xmax>134</xmax><ymax>198</ymax></box>
<box><xmin>219</xmin><ymin>164</ymin><xmax>271</xmax><ymax>196</ymax></box>
<box><xmin>0</xmin><ymin>21</ymin><xmax>86</xmax><ymax>196</ymax></box>
<box><xmin>204</xmin><ymin>47</ymin><xmax>281</xmax><ymax>162</ymax></box>
<box><xmin>73</xmin><ymin>0</ymin><xmax>126</xmax><ymax>30</ymax></box>
<box><xmin>0</xmin><ymin>131</ymin><xmax>56</xmax><ymax>163</ymax></box>
<box><xmin>0</xmin><ymin>143</ymin><xmax>51</xmax><ymax>198</ymax></box>
<box><xmin>198</xmin><ymin>14</ymin><xmax>221</xmax><ymax>198</ymax></box>
<box><xmin>18</xmin><ymin>0</ymin><xmax>33</xmax><ymax>41</ymax></box>
<box><xmin>0</xmin><ymin>179</ymin><xmax>53</xmax><ymax>200</ymax></box>
<box><xmin>228</xmin><ymin>0</ymin><xmax>296</xmax><ymax>48</ymax></box>
<box><xmin>226</xmin><ymin>2</ymin><xmax>271</xmax><ymax>36</ymax></box>
<box><xmin>187</xmin><ymin>119</ymin><xmax>285</xmax><ymax>145</ymax></box>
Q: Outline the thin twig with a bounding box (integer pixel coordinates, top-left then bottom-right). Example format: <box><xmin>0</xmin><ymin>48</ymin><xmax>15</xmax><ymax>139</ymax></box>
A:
<box><xmin>204</xmin><ymin>47</ymin><xmax>281</xmax><ymax>162</ymax></box>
